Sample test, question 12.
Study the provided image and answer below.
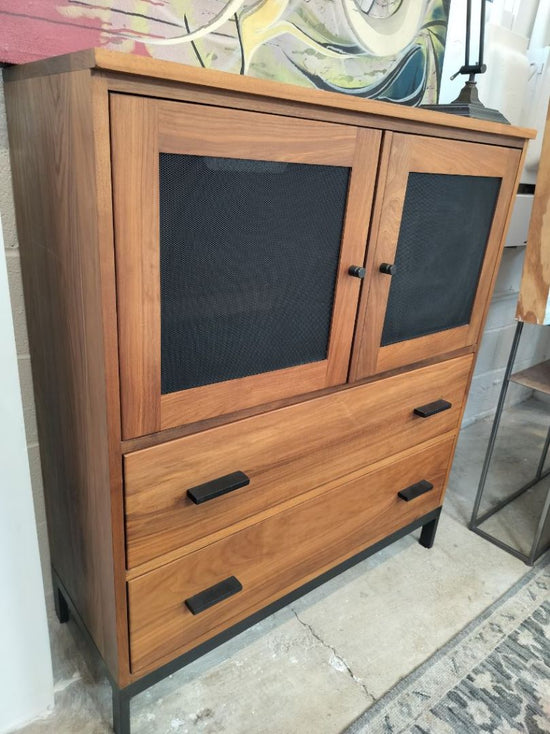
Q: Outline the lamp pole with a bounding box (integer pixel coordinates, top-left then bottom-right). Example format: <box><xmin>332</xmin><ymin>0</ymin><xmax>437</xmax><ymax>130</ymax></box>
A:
<box><xmin>423</xmin><ymin>0</ymin><xmax>509</xmax><ymax>123</ymax></box>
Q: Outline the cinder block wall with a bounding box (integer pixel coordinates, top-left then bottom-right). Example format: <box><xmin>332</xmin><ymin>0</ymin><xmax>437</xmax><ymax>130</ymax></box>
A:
<box><xmin>1</xmin><ymin>77</ymin><xmax>549</xmax><ymax>603</ymax></box>
<box><xmin>462</xmin><ymin>246</ymin><xmax>550</xmax><ymax>426</ymax></box>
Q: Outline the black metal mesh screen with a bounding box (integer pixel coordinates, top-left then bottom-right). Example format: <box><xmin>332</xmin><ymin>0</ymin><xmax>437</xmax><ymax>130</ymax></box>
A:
<box><xmin>381</xmin><ymin>172</ymin><xmax>501</xmax><ymax>347</ymax></box>
<box><xmin>159</xmin><ymin>154</ymin><xmax>350</xmax><ymax>394</ymax></box>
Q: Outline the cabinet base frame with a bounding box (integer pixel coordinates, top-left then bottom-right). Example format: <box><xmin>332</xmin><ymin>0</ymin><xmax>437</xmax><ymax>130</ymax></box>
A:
<box><xmin>52</xmin><ymin>506</ymin><xmax>441</xmax><ymax>734</ymax></box>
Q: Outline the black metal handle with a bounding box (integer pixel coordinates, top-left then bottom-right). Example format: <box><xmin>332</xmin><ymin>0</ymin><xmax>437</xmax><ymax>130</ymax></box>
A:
<box><xmin>187</xmin><ymin>471</ymin><xmax>250</xmax><ymax>505</ymax></box>
<box><xmin>379</xmin><ymin>263</ymin><xmax>396</xmax><ymax>275</ymax></box>
<box><xmin>398</xmin><ymin>480</ymin><xmax>434</xmax><ymax>502</ymax></box>
<box><xmin>185</xmin><ymin>576</ymin><xmax>243</xmax><ymax>615</ymax></box>
<box><xmin>348</xmin><ymin>265</ymin><xmax>366</xmax><ymax>279</ymax></box>
<box><xmin>413</xmin><ymin>399</ymin><xmax>452</xmax><ymax>418</ymax></box>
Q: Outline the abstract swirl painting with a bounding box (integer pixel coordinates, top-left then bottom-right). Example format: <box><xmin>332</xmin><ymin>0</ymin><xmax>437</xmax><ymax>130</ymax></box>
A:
<box><xmin>0</xmin><ymin>0</ymin><xmax>450</xmax><ymax>105</ymax></box>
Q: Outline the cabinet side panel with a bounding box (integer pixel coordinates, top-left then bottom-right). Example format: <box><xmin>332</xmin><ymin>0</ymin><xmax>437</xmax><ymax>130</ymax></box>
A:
<box><xmin>4</xmin><ymin>71</ymin><xmax>119</xmax><ymax>677</ymax></box>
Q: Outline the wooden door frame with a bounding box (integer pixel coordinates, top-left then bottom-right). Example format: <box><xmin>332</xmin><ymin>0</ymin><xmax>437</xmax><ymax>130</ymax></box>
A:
<box><xmin>110</xmin><ymin>94</ymin><xmax>381</xmax><ymax>438</ymax></box>
<box><xmin>350</xmin><ymin>133</ymin><xmax>522</xmax><ymax>381</ymax></box>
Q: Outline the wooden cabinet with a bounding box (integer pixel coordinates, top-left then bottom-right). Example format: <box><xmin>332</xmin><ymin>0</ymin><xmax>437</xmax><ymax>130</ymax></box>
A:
<box><xmin>124</xmin><ymin>354</ymin><xmax>472</xmax><ymax>569</ymax></box>
<box><xmin>128</xmin><ymin>435</ymin><xmax>454</xmax><ymax>674</ymax></box>
<box><xmin>110</xmin><ymin>94</ymin><xmax>381</xmax><ymax>437</ymax></box>
<box><xmin>351</xmin><ymin>133</ymin><xmax>522</xmax><ymax>378</ymax></box>
<box><xmin>3</xmin><ymin>49</ymin><xmax>533</xmax><ymax>734</ymax></box>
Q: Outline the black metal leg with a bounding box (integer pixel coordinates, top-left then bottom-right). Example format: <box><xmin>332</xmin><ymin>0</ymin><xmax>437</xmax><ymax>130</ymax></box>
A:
<box><xmin>419</xmin><ymin>509</ymin><xmax>441</xmax><ymax>549</ymax></box>
<box><xmin>54</xmin><ymin>583</ymin><xmax>70</xmax><ymax>624</ymax></box>
<box><xmin>534</xmin><ymin>422</ymin><xmax>550</xmax><ymax>481</ymax></box>
<box><xmin>112</xmin><ymin>685</ymin><xmax>131</xmax><ymax>734</ymax></box>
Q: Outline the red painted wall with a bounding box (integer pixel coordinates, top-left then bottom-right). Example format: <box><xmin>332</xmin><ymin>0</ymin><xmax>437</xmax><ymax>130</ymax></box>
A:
<box><xmin>0</xmin><ymin>1</ymin><xmax>109</xmax><ymax>63</ymax></box>
<box><xmin>0</xmin><ymin>2</ymin><xmax>449</xmax><ymax>106</ymax></box>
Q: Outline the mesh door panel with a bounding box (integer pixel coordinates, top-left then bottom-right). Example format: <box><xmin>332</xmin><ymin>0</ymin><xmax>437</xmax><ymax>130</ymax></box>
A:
<box><xmin>381</xmin><ymin>172</ymin><xmax>501</xmax><ymax>347</ymax></box>
<box><xmin>159</xmin><ymin>154</ymin><xmax>350</xmax><ymax>394</ymax></box>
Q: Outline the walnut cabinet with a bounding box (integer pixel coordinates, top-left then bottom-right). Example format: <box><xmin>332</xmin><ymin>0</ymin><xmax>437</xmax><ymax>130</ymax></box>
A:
<box><xmin>3</xmin><ymin>49</ymin><xmax>533</xmax><ymax>734</ymax></box>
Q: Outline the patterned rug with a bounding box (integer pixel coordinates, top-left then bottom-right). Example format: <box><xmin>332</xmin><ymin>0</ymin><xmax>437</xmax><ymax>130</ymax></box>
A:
<box><xmin>344</xmin><ymin>553</ymin><xmax>550</xmax><ymax>734</ymax></box>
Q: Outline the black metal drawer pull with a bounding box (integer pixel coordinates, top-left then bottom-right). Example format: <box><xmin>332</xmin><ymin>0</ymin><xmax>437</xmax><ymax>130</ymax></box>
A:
<box><xmin>187</xmin><ymin>470</ymin><xmax>250</xmax><ymax>505</ymax></box>
<box><xmin>185</xmin><ymin>576</ymin><xmax>243</xmax><ymax>615</ymax></box>
<box><xmin>398</xmin><ymin>480</ymin><xmax>434</xmax><ymax>502</ymax></box>
<box><xmin>413</xmin><ymin>399</ymin><xmax>452</xmax><ymax>418</ymax></box>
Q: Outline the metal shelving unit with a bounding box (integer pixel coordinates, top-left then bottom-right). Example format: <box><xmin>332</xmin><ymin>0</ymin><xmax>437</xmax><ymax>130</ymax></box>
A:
<box><xmin>470</xmin><ymin>321</ymin><xmax>550</xmax><ymax>565</ymax></box>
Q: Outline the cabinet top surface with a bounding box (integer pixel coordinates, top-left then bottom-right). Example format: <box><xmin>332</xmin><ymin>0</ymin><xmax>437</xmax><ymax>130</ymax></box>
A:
<box><xmin>3</xmin><ymin>47</ymin><xmax>535</xmax><ymax>141</ymax></box>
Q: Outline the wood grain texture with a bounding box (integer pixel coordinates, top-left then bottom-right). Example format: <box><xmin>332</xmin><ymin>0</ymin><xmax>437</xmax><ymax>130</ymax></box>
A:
<box><xmin>90</xmin><ymin>76</ymin><xmax>131</xmax><ymax>686</ymax></box>
<box><xmin>325</xmin><ymin>127</ymin><xmax>382</xmax><ymax>384</ymax></box>
<box><xmin>4</xmin><ymin>71</ymin><xmax>120</xmax><ymax>678</ymax></box>
<box><xmin>3</xmin><ymin>49</ymin><xmax>535</xmax><ymax>142</ymax></box>
<box><xmin>121</xmin><ymin>346</ymin><xmax>475</xmax><ymax>455</ymax></box>
<box><xmin>110</xmin><ymin>94</ymin><xmax>161</xmax><ymax>439</ymax></box>
<box><xmin>160</xmin><ymin>362</ymin><xmax>328</xmax><ymax>431</ymax></box>
<box><xmin>511</xmin><ymin>359</ymin><xmax>550</xmax><ymax>394</ymax></box>
<box><xmin>376</xmin><ymin>326</ymin><xmax>472</xmax><ymax>375</ymax></box>
<box><xmin>158</xmin><ymin>98</ymin><xmax>358</xmax><ymax>164</ymax></box>
<box><xmin>349</xmin><ymin>131</ymin><xmax>394</xmax><ymax>379</ymax></box>
<box><xmin>112</xmin><ymin>95</ymin><xmax>377</xmax><ymax>436</ymax></box>
<box><xmin>100</xmin><ymin>75</ymin><xmax>527</xmax><ymax>150</ymax></box>
<box><xmin>517</xmin><ymin>102</ymin><xmax>550</xmax><ymax>324</ymax></box>
<box><xmin>128</xmin><ymin>434</ymin><xmax>454</xmax><ymax>674</ymax></box>
<box><xmin>2</xmin><ymin>49</ymin><xmax>98</xmax><ymax>81</ymax></box>
<box><xmin>351</xmin><ymin>133</ymin><xmax>522</xmax><ymax>379</ymax></box>
<box><xmin>125</xmin><ymin>354</ymin><xmax>472</xmax><ymax>569</ymax></box>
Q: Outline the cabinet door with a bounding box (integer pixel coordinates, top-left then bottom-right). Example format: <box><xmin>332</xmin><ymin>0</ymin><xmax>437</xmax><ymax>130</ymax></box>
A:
<box><xmin>110</xmin><ymin>95</ymin><xmax>380</xmax><ymax>438</ymax></box>
<box><xmin>351</xmin><ymin>134</ymin><xmax>521</xmax><ymax>380</ymax></box>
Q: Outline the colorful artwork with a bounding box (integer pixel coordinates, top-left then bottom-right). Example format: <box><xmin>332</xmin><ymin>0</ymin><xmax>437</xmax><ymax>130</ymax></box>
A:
<box><xmin>0</xmin><ymin>1</ymin><xmax>450</xmax><ymax>105</ymax></box>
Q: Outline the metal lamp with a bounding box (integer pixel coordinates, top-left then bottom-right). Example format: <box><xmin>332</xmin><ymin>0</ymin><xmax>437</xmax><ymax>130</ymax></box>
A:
<box><xmin>423</xmin><ymin>0</ymin><xmax>509</xmax><ymax>124</ymax></box>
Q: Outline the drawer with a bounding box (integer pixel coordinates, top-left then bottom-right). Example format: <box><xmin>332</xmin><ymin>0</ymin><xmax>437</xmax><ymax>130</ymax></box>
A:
<box><xmin>128</xmin><ymin>435</ymin><xmax>454</xmax><ymax>673</ymax></box>
<box><xmin>124</xmin><ymin>355</ymin><xmax>472</xmax><ymax>568</ymax></box>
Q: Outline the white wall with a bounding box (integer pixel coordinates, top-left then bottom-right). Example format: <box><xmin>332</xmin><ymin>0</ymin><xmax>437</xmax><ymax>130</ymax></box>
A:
<box><xmin>0</xmin><ymin>81</ymin><xmax>54</xmax><ymax>732</ymax></box>
<box><xmin>0</xmin><ymin>209</ymin><xmax>53</xmax><ymax>731</ymax></box>
<box><xmin>0</xmin><ymin>85</ymin><xmax>51</xmax><ymax>606</ymax></box>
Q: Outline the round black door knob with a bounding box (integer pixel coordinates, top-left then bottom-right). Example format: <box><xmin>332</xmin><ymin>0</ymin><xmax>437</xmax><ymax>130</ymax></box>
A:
<box><xmin>379</xmin><ymin>263</ymin><xmax>396</xmax><ymax>275</ymax></box>
<box><xmin>348</xmin><ymin>265</ymin><xmax>366</xmax><ymax>279</ymax></box>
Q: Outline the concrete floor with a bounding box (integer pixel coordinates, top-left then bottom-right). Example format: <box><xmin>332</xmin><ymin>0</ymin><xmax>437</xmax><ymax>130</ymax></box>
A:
<box><xmin>450</xmin><ymin>398</ymin><xmax>550</xmax><ymax>557</ymax></box>
<box><xmin>14</xmin><ymin>398</ymin><xmax>549</xmax><ymax>734</ymax></box>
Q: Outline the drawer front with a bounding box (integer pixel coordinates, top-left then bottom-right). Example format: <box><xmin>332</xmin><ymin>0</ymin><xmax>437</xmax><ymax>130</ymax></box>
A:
<box><xmin>124</xmin><ymin>355</ymin><xmax>472</xmax><ymax>568</ymax></box>
<box><xmin>128</xmin><ymin>436</ymin><xmax>454</xmax><ymax>673</ymax></box>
